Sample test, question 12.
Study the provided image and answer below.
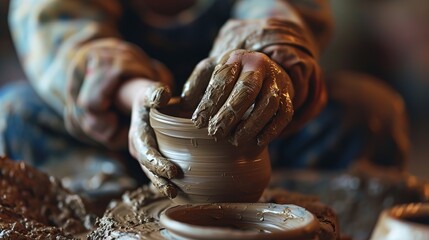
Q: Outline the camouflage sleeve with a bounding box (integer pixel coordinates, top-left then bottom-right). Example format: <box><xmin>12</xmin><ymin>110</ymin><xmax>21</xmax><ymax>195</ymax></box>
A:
<box><xmin>8</xmin><ymin>0</ymin><xmax>122</xmax><ymax>115</ymax></box>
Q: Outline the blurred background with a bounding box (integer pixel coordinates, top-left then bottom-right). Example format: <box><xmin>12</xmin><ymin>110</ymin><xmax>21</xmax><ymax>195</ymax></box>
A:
<box><xmin>0</xmin><ymin>0</ymin><xmax>427</xmax><ymax>180</ymax></box>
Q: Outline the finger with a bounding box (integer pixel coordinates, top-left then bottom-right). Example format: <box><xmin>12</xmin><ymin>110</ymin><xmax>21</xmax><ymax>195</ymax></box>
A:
<box><xmin>181</xmin><ymin>58</ymin><xmax>217</xmax><ymax>111</ymax></box>
<box><xmin>64</xmin><ymin>103</ymin><xmax>95</xmax><ymax>144</ymax></box>
<box><xmin>230</xmin><ymin>65</ymin><xmax>282</xmax><ymax>146</ymax></box>
<box><xmin>135</xmin><ymin>81</ymin><xmax>172</xmax><ymax>108</ymax></box>
<box><xmin>129</xmin><ymin>106</ymin><xmax>178</xmax><ymax>179</ymax></box>
<box><xmin>80</xmin><ymin>111</ymin><xmax>118</xmax><ymax>141</ymax></box>
<box><xmin>191</xmin><ymin>61</ymin><xmax>241</xmax><ymax>128</ymax></box>
<box><xmin>264</xmin><ymin>45</ymin><xmax>309</xmax><ymax>109</ymax></box>
<box><xmin>80</xmin><ymin>111</ymin><xmax>129</xmax><ymax>149</ymax></box>
<box><xmin>257</xmin><ymin>89</ymin><xmax>294</xmax><ymax>147</ymax></box>
<box><xmin>208</xmin><ymin>69</ymin><xmax>264</xmax><ymax>139</ymax></box>
<box><xmin>282</xmin><ymin>65</ymin><xmax>326</xmax><ymax>135</ymax></box>
<box><xmin>141</xmin><ymin>166</ymin><xmax>177</xmax><ymax>198</ymax></box>
<box><xmin>77</xmin><ymin>49</ymin><xmax>157</xmax><ymax>113</ymax></box>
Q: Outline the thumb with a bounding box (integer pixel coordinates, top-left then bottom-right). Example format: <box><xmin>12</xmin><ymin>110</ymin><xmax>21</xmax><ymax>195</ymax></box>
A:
<box><xmin>145</xmin><ymin>82</ymin><xmax>172</xmax><ymax>108</ymax></box>
<box><xmin>117</xmin><ymin>79</ymin><xmax>172</xmax><ymax>112</ymax></box>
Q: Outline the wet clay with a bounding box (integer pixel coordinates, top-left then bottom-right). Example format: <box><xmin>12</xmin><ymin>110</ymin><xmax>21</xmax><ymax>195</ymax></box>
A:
<box><xmin>0</xmin><ymin>206</ymin><xmax>76</xmax><ymax>240</ymax></box>
<box><xmin>0</xmin><ymin>157</ymin><xmax>95</xmax><ymax>238</ymax></box>
<box><xmin>150</xmin><ymin>104</ymin><xmax>271</xmax><ymax>203</ymax></box>
<box><xmin>88</xmin><ymin>186</ymin><xmax>339</xmax><ymax>240</ymax></box>
<box><xmin>160</xmin><ymin>203</ymin><xmax>319</xmax><ymax>240</ymax></box>
<box><xmin>88</xmin><ymin>185</ymin><xmax>174</xmax><ymax>239</ymax></box>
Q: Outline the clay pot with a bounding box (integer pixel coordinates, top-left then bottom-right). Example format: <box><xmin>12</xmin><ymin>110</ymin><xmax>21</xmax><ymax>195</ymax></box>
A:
<box><xmin>371</xmin><ymin>203</ymin><xmax>429</xmax><ymax>240</ymax></box>
<box><xmin>160</xmin><ymin>203</ymin><xmax>320</xmax><ymax>240</ymax></box>
<box><xmin>149</xmin><ymin>104</ymin><xmax>271</xmax><ymax>203</ymax></box>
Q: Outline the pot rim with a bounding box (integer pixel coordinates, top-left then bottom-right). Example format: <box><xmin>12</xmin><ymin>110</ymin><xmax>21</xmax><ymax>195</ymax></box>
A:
<box><xmin>160</xmin><ymin>203</ymin><xmax>319</xmax><ymax>240</ymax></box>
<box><xmin>150</xmin><ymin>107</ymin><xmax>214</xmax><ymax>139</ymax></box>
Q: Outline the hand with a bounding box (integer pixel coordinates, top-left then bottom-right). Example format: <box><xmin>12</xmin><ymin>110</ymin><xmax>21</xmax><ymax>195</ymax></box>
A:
<box><xmin>182</xmin><ymin>18</ymin><xmax>327</xmax><ymax>145</ymax></box>
<box><xmin>210</xmin><ymin>18</ymin><xmax>326</xmax><ymax>136</ymax></box>
<box><xmin>262</xmin><ymin>44</ymin><xmax>326</xmax><ymax>134</ymax></box>
<box><xmin>182</xmin><ymin>49</ymin><xmax>294</xmax><ymax>147</ymax></box>
<box><xmin>64</xmin><ymin>38</ymin><xmax>170</xmax><ymax>149</ymax></box>
<box><xmin>125</xmin><ymin>79</ymin><xmax>179</xmax><ymax>198</ymax></box>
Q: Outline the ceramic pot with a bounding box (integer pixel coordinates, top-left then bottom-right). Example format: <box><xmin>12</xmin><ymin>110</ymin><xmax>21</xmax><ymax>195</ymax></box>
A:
<box><xmin>149</xmin><ymin>104</ymin><xmax>271</xmax><ymax>203</ymax></box>
<box><xmin>160</xmin><ymin>203</ymin><xmax>320</xmax><ymax>240</ymax></box>
<box><xmin>371</xmin><ymin>203</ymin><xmax>429</xmax><ymax>240</ymax></box>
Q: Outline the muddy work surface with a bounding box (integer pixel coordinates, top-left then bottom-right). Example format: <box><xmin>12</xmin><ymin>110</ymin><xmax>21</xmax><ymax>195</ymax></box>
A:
<box><xmin>1</xmin><ymin>157</ymin><xmax>428</xmax><ymax>240</ymax></box>
<box><xmin>0</xmin><ymin>157</ymin><xmax>95</xmax><ymax>239</ymax></box>
<box><xmin>88</xmin><ymin>187</ymin><xmax>339</xmax><ymax>240</ymax></box>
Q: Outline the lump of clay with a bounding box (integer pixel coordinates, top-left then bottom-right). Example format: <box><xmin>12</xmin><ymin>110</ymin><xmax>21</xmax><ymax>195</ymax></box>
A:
<box><xmin>0</xmin><ymin>206</ymin><xmax>76</xmax><ymax>240</ymax></box>
<box><xmin>88</xmin><ymin>185</ymin><xmax>172</xmax><ymax>239</ymax></box>
<box><xmin>0</xmin><ymin>157</ymin><xmax>96</xmax><ymax>238</ymax></box>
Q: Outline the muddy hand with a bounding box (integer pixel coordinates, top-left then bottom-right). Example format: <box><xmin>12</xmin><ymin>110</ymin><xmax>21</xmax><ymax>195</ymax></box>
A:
<box><xmin>182</xmin><ymin>49</ymin><xmax>294</xmax><ymax>147</ymax></box>
<box><xmin>127</xmin><ymin>80</ymin><xmax>179</xmax><ymax>198</ymax></box>
<box><xmin>65</xmin><ymin>38</ymin><xmax>161</xmax><ymax>149</ymax></box>
<box><xmin>263</xmin><ymin>45</ymin><xmax>326</xmax><ymax>135</ymax></box>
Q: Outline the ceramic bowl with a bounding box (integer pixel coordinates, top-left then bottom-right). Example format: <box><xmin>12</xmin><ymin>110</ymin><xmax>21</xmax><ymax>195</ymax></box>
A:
<box><xmin>371</xmin><ymin>203</ymin><xmax>429</xmax><ymax>240</ymax></box>
<box><xmin>149</xmin><ymin>104</ymin><xmax>271</xmax><ymax>203</ymax></box>
<box><xmin>160</xmin><ymin>203</ymin><xmax>319</xmax><ymax>240</ymax></box>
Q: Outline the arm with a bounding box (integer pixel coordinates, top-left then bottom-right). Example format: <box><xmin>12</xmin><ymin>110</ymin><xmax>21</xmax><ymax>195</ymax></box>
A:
<box><xmin>232</xmin><ymin>1</ymin><xmax>330</xmax><ymax>133</ymax></box>
<box><xmin>9</xmin><ymin>0</ymin><xmax>122</xmax><ymax>114</ymax></box>
<box><xmin>9</xmin><ymin>0</ymin><xmax>170</xmax><ymax>149</ymax></box>
<box><xmin>182</xmin><ymin>0</ymin><xmax>331</xmax><ymax>145</ymax></box>
<box><xmin>233</xmin><ymin>0</ymin><xmax>333</xmax><ymax>52</ymax></box>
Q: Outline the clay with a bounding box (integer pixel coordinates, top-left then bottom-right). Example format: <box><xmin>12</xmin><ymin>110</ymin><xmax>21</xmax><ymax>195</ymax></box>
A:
<box><xmin>160</xmin><ymin>203</ymin><xmax>320</xmax><ymax>240</ymax></box>
<box><xmin>88</xmin><ymin>186</ymin><xmax>339</xmax><ymax>240</ymax></box>
<box><xmin>371</xmin><ymin>203</ymin><xmax>429</xmax><ymax>240</ymax></box>
<box><xmin>150</xmin><ymin>103</ymin><xmax>271</xmax><ymax>203</ymax></box>
<box><xmin>262</xmin><ymin>188</ymin><xmax>339</xmax><ymax>240</ymax></box>
<box><xmin>88</xmin><ymin>185</ymin><xmax>174</xmax><ymax>239</ymax></box>
<box><xmin>0</xmin><ymin>157</ymin><xmax>95</xmax><ymax>237</ymax></box>
<box><xmin>0</xmin><ymin>205</ymin><xmax>76</xmax><ymax>240</ymax></box>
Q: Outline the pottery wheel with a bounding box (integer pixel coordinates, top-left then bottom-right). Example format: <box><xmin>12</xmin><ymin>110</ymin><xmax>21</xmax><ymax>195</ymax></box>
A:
<box><xmin>88</xmin><ymin>186</ymin><xmax>339</xmax><ymax>240</ymax></box>
<box><xmin>0</xmin><ymin>157</ymin><xmax>338</xmax><ymax>239</ymax></box>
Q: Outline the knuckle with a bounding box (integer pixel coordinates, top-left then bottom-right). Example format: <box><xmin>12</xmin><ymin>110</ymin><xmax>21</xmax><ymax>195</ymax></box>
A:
<box><xmin>197</xmin><ymin>58</ymin><xmax>214</xmax><ymax>69</ymax></box>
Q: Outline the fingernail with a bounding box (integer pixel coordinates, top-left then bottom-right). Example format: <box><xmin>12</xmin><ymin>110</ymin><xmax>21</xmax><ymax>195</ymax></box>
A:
<box><xmin>228</xmin><ymin>135</ymin><xmax>239</xmax><ymax>146</ymax></box>
<box><xmin>164</xmin><ymin>164</ymin><xmax>178</xmax><ymax>179</ymax></box>
<box><xmin>208</xmin><ymin>124</ymin><xmax>220</xmax><ymax>137</ymax></box>
<box><xmin>192</xmin><ymin>113</ymin><xmax>206</xmax><ymax>128</ymax></box>
<box><xmin>164</xmin><ymin>185</ymin><xmax>177</xmax><ymax>199</ymax></box>
<box><xmin>150</xmin><ymin>87</ymin><xmax>171</xmax><ymax>107</ymax></box>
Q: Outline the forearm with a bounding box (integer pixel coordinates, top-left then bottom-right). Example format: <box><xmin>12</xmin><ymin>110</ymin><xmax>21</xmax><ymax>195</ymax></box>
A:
<box><xmin>232</xmin><ymin>0</ymin><xmax>332</xmax><ymax>53</ymax></box>
<box><xmin>9</xmin><ymin>0</ymin><xmax>122</xmax><ymax>114</ymax></box>
<box><xmin>220</xmin><ymin>0</ymin><xmax>329</xmax><ymax>137</ymax></box>
<box><xmin>233</xmin><ymin>0</ymin><xmax>303</xmax><ymax>25</ymax></box>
